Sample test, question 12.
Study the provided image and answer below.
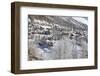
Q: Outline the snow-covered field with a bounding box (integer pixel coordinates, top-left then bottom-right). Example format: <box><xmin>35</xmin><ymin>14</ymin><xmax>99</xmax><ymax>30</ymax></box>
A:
<box><xmin>28</xmin><ymin>37</ymin><xmax>88</xmax><ymax>60</ymax></box>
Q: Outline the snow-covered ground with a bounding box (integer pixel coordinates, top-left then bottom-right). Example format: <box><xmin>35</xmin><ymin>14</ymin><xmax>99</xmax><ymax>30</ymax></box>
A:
<box><xmin>28</xmin><ymin>37</ymin><xmax>88</xmax><ymax>60</ymax></box>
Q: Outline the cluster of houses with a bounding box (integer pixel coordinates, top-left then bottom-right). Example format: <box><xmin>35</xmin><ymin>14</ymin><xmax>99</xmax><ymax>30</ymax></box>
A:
<box><xmin>28</xmin><ymin>17</ymin><xmax>87</xmax><ymax>44</ymax></box>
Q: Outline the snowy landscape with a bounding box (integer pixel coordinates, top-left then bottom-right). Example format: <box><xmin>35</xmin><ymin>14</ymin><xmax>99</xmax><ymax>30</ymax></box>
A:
<box><xmin>28</xmin><ymin>15</ymin><xmax>88</xmax><ymax>61</ymax></box>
